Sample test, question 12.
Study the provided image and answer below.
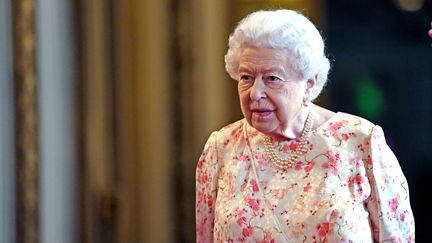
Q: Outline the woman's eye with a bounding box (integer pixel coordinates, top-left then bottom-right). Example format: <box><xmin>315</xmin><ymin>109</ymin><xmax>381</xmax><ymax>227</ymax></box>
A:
<box><xmin>240</xmin><ymin>75</ymin><xmax>252</xmax><ymax>81</ymax></box>
<box><xmin>268</xmin><ymin>76</ymin><xmax>281</xmax><ymax>81</ymax></box>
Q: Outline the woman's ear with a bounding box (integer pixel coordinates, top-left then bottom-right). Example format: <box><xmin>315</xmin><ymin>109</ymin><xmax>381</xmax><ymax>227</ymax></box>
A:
<box><xmin>305</xmin><ymin>74</ymin><xmax>318</xmax><ymax>96</ymax></box>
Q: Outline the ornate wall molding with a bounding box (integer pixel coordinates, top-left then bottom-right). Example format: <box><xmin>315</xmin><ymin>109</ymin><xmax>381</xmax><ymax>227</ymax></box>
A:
<box><xmin>12</xmin><ymin>0</ymin><xmax>39</xmax><ymax>242</ymax></box>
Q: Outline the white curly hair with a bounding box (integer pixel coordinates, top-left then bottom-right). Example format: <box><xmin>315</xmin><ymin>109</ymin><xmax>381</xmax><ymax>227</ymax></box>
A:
<box><xmin>224</xmin><ymin>9</ymin><xmax>331</xmax><ymax>101</ymax></box>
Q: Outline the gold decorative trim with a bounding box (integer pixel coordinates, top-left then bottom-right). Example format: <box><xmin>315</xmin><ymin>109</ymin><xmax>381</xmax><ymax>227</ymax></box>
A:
<box><xmin>12</xmin><ymin>0</ymin><xmax>39</xmax><ymax>242</ymax></box>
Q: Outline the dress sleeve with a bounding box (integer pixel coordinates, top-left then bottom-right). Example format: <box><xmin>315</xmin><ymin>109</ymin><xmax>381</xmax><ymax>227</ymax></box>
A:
<box><xmin>365</xmin><ymin>126</ymin><xmax>415</xmax><ymax>242</ymax></box>
<box><xmin>196</xmin><ymin>132</ymin><xmax>220</xmax><ymax>243</ymax></box>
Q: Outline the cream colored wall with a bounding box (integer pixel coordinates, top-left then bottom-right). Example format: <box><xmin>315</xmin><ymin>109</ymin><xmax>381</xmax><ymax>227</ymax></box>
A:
<box><xmin>114</xmin><ymin>1</ymin><xmax>234</xmax><ymax>242</ymax></box>
<box><xmin>114</xmin><ymin>0</ymin><xmax>175</xmax><ymax>242</ymax></box>
<box><xmin>133</xmin><ymin>1</ymin><xmax>174</xmax><ymax>242</ymax></box>
<box><xmin>177</xmin><ymin>1</ymin><xmax>238</xmax><ymax>241</ymax></box>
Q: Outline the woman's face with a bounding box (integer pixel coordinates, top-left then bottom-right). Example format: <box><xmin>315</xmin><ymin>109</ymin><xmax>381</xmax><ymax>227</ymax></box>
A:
<box><xmin>237</xmin><ymin>46</ymin><xmax>309</xmax><ymax>137</ymax></box>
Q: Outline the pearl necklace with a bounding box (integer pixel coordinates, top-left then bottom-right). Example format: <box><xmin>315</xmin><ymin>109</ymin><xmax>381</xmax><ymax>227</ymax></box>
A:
<box><xmin>263</xmin><ymin>110</ymin><xmax>313</xmax><ymax>170</ymax></box>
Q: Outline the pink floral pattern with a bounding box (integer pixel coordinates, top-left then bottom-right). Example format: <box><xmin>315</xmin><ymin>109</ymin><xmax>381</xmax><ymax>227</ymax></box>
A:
<box><xmin>196</xmin><ymin>112</ymin><xmax>415</xmax><ymax>242</ymax></box>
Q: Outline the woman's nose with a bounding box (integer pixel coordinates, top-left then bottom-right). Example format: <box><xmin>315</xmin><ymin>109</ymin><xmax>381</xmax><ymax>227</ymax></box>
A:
<box><xmin>249</xmin><ymin>77</ymin><xmax>266</xmax><ymax>101</ymax></box>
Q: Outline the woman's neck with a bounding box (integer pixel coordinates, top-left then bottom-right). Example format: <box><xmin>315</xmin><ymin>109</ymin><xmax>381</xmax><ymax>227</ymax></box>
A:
<box><xmin>276</xmin><ymin>106</ymin><xmax>310</xmax><ymax>140</ymax></box>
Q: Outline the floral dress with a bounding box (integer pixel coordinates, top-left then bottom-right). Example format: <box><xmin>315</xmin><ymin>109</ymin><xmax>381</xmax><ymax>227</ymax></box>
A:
<box><xmin>196</xmin><ymin>112</ymin><xmax>415</xmax><ymax>243</ymax></box>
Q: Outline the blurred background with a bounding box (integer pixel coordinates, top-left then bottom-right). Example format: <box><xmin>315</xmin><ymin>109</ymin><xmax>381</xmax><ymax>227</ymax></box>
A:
<box><xmin>1</xmin><ymin>0</ymin><xmax>431</xmax><ymax>242</ymax></box>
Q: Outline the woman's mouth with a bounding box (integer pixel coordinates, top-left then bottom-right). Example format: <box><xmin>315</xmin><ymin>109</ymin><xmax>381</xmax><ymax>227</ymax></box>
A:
<box><xmin>251</xmin><ymin>109</ymin><xmax>274</xmax><ymax>118</ymax></box>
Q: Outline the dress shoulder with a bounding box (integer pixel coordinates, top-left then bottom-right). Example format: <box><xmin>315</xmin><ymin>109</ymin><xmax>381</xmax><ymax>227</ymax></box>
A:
<box><xmin>212</xmin><ymin>118</ymin><xmax>247</xmax><ymax>140</ymax></box>
<box><xmin>331</xmin><ymin>112</ymin><xmax>377</xmax><ymax>136</ymax></box>
<box><xmin>218</xmin><ymin>118</ymin><xmax>246</xmax><ymax>132</ymax></box>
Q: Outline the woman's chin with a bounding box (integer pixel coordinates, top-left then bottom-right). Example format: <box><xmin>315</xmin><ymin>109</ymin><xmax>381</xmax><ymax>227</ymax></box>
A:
<box><xmin>250</xmin><ymin>120</ymin><xmax>276</xmax><ymax>135</ymax></box>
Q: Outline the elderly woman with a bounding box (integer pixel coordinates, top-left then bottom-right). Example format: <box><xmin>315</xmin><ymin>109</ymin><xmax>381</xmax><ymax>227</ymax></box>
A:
<box><xmin>196</xmin><ymin>9</ymin><xmax>415</xmax><ymax>242</ymax></box>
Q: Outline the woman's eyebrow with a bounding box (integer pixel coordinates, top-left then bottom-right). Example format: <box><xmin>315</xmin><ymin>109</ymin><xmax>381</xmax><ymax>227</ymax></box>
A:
<box><xmin>238</xmin><ymin>66</ymin><xmax>254</xmax><ymax>73</ymax></box>
<box><xmin>264</xmin><ymin>66</ymin><xmax>285</xmax><ymax>74</ymax></box>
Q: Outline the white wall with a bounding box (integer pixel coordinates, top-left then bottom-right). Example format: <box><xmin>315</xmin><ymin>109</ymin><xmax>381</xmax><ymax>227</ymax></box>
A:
<box><xmin>36</xmin><ymin>1</ymin><xmax>77</xmax><ymax>243</ymax></box>
<box><xmin>0</xmin><ymin>0</ymin><xmax>15</xmax><ymax>243</ymax></box>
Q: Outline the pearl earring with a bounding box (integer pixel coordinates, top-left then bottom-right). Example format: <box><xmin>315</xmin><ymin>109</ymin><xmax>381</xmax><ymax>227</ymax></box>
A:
<box><xmin>303</xmin><ymin>96</ymin><xmax>309</xmax><ymax>107</ymax></box>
